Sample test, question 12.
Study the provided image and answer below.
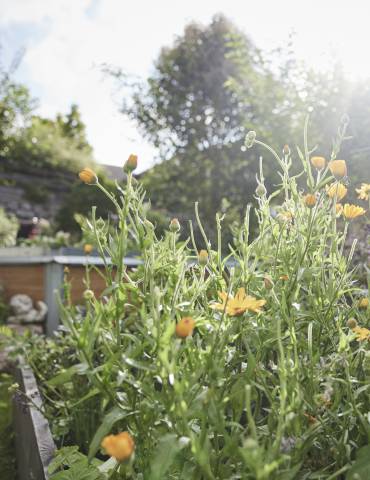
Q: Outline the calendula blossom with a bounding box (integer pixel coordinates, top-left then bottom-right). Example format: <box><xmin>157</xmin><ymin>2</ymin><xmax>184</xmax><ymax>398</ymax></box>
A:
<box><xmin>352</xmin><ymin>326</ymin><xmax>370</xmax><ymax>342</ymax></box>
<box><xmin>175</xmin><ymin>317</ymin><xmax>196</xmax><ymax>338</ymax></box>
<box><xmin>326</xmin><ymin>182</ymin><xmax>347</xmax><ymax>201</ymax></box>
<box><xmin>310</xmin><ymin>156</ymin><xmax>326</xmax><ymax>170</ymax></box>
<box><xmin>79</xmin><ymin>167</ymin><xmax>98</xmax><ymax>185</ymax></box>
<box><xmin>343</xmin><ymin>204</ymin><xmax>366</xmax><ymax>219</ymax></box>
<box><xmin>304</xmin><ymin>193</ymin><xmax>316</xmax><ymax>207</ymax></box>
<box><xmin>211</xmin><ymin>288</ymin><xmax>266</xmax><ymax>316</ymax></box>
<box><xmin>101</xmin><ymin>431</ymin><xmax>135</xmax><ymax>461</ymax></box>
<box><xmin>356</xmin><ymin>183</ymin><xmax>370</xmax><ymax>201</ymax></box>
<box><xmin>328</xmin><ymin>160</ymin><xmax>347</xmax><ymax>178</ymax></box>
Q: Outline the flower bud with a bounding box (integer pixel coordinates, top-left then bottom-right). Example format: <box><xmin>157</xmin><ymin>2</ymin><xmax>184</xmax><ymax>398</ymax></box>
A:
<box><xmin>79</xmin><ymin>167</ymin><xmax>98</xmax><ymax>185</ymax></box>
<box><xmin>124</xmin><ymin>154</ymin><xmax>138</xmax><ymax>173</ymax></box>
<box><xmin>347</xmin><ymin>318</ymin><xmax>357</xmax><ymax>329</ymax></box>
<box><xmin>328</xmin><ymin>160</ymin><xmax>347</xmax><ymax>178</ymax></box>
<box><xmin>335</xmin><ymin>203</ymin><xmax>343</xmax><ymax>216</ymax></box>
<box><xmin>198</xmin><ymin>249</ymin><xmax>209</xmax><ymax>266</ymax></box>
<box><xmin>304</xmin><ymin>193</ymin><xmax>316</xmax><ymax>208</ymax></box>
<box><xmin>101</xmin><ymin>431</ymin><xmax>135</xmax><ymax>462</ymax></box>
<box><xmin>264</xmin><ymin>275</ymin><xmax>273</xmax><ymax>289</ymax></box>
<box><xmin>255</xmin><ymin>183</ymin><xmax>267</xmax><ymax>197</ymax></box>
<box><xmin>245</xmin><ymin>131</ymin><xmax>256</xmax><ymax>148</ymax></box>
<box><xmin>176</xmin><ymin>317</ymin><xmax>196</xmax><ymax>338</ymax></box>
<box><xmin>169</xmin><ymin>218</ymin><xmax>180</xmax><ymax>233</ymax></box>
<box><xmin>283</xmin><ymin>144</ymin><xmax>290</xmax><ymax>155</ymax></box>
<box><xmin>84</xmin><ymin>243</ymin><xmax>93</xmax><ymax>254</ymax></box>
<box><xmin>359</xmin><ymin>297</ymin><xmax>369</xmax><ymax>309</ymax></box>
<box><xmin>83</xmin><ymin>289</ymin><xmax>95</xmax><ymax>300</ymax></box>
<box><xmin>310</xmin><ymin>156</ymin><xmax>326</xmax><ymax>170</ymax></box>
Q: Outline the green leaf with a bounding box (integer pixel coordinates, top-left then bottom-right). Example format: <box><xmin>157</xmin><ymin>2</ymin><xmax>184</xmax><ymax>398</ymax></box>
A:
<box><xmin>148</xmin><ymin>434</ymin><xmax>186</xmax><ymax>480</ymax></box>
<box><xmin>346</xmin><ymin>446</ymin><xmax>370</xmax><ymax>479</ymax></box>
<box><xmin>88</xmin><ymin>406</ymin><xmax>133</xmax><ymax>462</ymax></box>
<box><xmin>47</xmin><ymin>363</ymin><xmax>89</xmax><ymax>387</ymax></box>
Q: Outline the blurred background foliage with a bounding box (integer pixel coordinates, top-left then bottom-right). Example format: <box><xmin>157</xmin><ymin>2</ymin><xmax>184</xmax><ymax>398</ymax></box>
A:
<box><xmin>1</xmin><ymin>14</ymin><xmax>370</xmax><ymax>246</ymax></box>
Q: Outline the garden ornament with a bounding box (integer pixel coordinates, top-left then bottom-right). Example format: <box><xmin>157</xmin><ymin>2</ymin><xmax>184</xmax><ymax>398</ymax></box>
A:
<box><xmin>7</xmin><ymin>294</ymin><xmax>47</xmax><ymax>324</ymax></box>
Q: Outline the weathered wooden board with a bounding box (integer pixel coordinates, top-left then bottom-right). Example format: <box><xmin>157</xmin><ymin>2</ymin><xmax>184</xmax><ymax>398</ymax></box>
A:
<box><xmin>13</xmin><ymin>366</ymin><xmax>56</xmax><ymax>480</ymax></box>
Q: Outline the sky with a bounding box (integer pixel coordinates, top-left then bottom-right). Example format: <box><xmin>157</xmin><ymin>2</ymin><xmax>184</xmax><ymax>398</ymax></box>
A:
<box><xmin>0</xmin><ymin>0</ymin><xmax>369</xmax><ymax>172</ymax></box>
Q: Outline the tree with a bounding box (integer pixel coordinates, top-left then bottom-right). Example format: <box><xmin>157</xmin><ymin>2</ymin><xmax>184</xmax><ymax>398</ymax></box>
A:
<box><xmin>111</xmin><ymin>15</ymin><xmax>298</xmax><ymax>243</ymax></box>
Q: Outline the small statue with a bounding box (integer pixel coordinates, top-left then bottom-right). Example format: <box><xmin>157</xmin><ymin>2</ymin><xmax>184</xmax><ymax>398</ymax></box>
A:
<box><xmin>7</xmin><ymin>294</ymin><xmax>47</xmax><ymax>324</ymax></box>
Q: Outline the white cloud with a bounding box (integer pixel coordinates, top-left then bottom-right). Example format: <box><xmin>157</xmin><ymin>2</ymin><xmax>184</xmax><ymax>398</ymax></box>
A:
<box><xmin>1</xmin><ymin>0</ymin><xmax>370</xmax><ymax>171</ymax></box>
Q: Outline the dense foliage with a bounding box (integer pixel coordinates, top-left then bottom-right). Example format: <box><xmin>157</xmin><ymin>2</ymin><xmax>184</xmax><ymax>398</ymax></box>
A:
<box><xmin>6</xmin><ymin>123</ymin><xmax>370</xmax><ymax>479</ymax></box>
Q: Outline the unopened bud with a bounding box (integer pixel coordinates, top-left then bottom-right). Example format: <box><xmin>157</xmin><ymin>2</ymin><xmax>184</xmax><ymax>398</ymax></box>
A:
<box><xmin>347</xmin><ymin>318</ymin><xmax>357</xmax><ymax>329</ymax></box>
<box><xmin>84</xmin><ymin>243</ymin><xmax>93</xmax><ymax>254</ymax></box>
<box><xmin>198</xmin><ymin>249</ymin><xmax>209</xmax><ymax>266</ymax></box>
<box><xmin>304</xmin><ymin>193</ymin><xmax>316</xmax><ymax>208</ymax></box>
<box><xmin>169</xmin><ymin>218</ymin><xmax>180</xmax><ymax>233</ymax></box>
<box><xmin>83</xmin><ymin>289</ymin><xmax>95</xmax><ymax>300</ymax></box>
<box><xmin>245</xmin><ymin>131</ymin><xmax>256</xmax><ymax>148</ymax></box>
<box><xmin>255</xmin><ymin>183</ymin><xmax>267</xmax><ymax>197</ymax></box>
<box><xmin>264</xmin><ymin>275</ymin><xmax>273</xmax><ymax>289</ymax></box>
<box><xmin>124</xmin><ymin>154</ymin><xmax>138</xmax><ymax>173</ymax></box>
<box><xmin>283</xmin><ymin>144</ymin><xmax>290</xmax><ymax>155</ymax></box>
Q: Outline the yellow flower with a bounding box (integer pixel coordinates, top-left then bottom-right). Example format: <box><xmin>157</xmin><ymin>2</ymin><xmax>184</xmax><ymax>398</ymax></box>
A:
<box><xmin>325</xmin><ymin>182</ymin><xmax>347</xmax><ymax>201</ymax></box>
<box><xmin>278</xmin><ymin>211</ymin><xmax>294</xmax><ymax>223</ymax></box>
<box><xmin>356</xmin><ymin>183</ymin><xmax>370</xmax><ymax>201</ymax></box>
<box><xmin>359</xmin><ymin>297</ymin><xmax>369</xmax><ymax>309</ymax></box>
<box><xmin>211</xmin><ymin>288</ymin><xmax>266</xmax><ymax>316</ymax></box>
<box><xmin>101</xmin><ymin>431</ymin><xmax>135</xmax><ymax>461</ymax></box>
<box><xmin>79</xmin><ymin>167</ymin><xmax>98</xmax><ymax>185</ymax></box>
<box><xmin>310</xmin><ymin>156</ymin><xmax>326</xmax><ymax>170</ymax></box>
<box><xmin>304</xmin><ymin>193</ymin><xmax>316</xmax><ymax>207</ymax></box>
<box><xmin>343</xmin><ymin>204</ymin><xmax>366</xmax><ymax>220</ymax></box>
<box><xmin>175</xmin><ymin>317</ymin><xmax>195</xmax><ymax>338</ymax></box>
<box><xmin>83</xmin><ymin>243</ymin><xmax>93</xmax><ymax>254</ymax></box>
<box><xmin>335</xmin><ymin>203</ymin><xmax>343</xmax><ymax>216</ymax></box>
<box><xmin>328</xmin><ymin>160</ymin><xmax>347</xmax><ymax>178</ymax></box>
<box><xmin>279</xmin><ymin>274</ymin><xmax>289</xmax><ymax>281</ymax></box>
<box><xmin>352</xmin><ymin>326</ymin><xmax>370</xmax><ymax>342</ymax></box>
<box><xmin>124</xmin><ymin>154</ymin><xmax>138</xmax><ymax>172</ymax></box>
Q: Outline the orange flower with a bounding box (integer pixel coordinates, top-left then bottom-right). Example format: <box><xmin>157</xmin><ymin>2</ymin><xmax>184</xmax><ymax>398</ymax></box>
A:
<box><xmin>356</xmin><ymin>183</ymin><xmax>370</xmax><ymax>201</ymax></box>
<box><xmin>328</xmin><ymin>160</ymin><xmax>347</xmax><ymax>178</ymax></box>
<box><xmin>352</xmin><ymin>326</ymin><xmax>370</xmax><ymax>342</ymax></box>
<box><xmin>124</xmin><ymin>154</ymin><xmax>138</xmax><ymax>172</ymax></box>
<box><xmin>359</xmin><ymin>297</ymin><xmax>369</xmax><ymax>309</ymax></box>
<box><xmin>325</xmin><ymin>182</ymin><xmax>347</xmax><ymax>201</ymax></box>
<box><xmin>83</xmin><ymin>244</ymin><xmax>93</xmax><ymax>254</ymax></box>
<box><xmin>343</xmin><ymin>204</ymin><xmax>366</xmax><ymax>220</ymax></box>
<box><xmin>79</xmin><ymin>167</ymin><xmax>98</xmax><ymax>185</ymax></box>
<box><xmin>310</xmin><ymin>156</ymin><xmax>326</xmax><ymax>170</ymax></box>
<box><xmin>304</xmin><ymin>193</ymin><xmax>316</xmax><ymax>207</ymax></box>
<box><xmin>101</xmin><ymin>431</ymin><xmax>135</xmax><ymax>461</ymax></box>
<box><xmin>211</xmin><ymin>288</ymin><xmax>266</xmax><ymax>316</ymax></box>
<box><xmin>175</xmin><ymin>317</ymin><xmax>195</xmax><ymax>338</ymax></box>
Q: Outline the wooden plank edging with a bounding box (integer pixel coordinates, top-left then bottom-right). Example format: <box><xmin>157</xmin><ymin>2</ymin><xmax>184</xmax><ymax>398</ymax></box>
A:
<box><xmin>13</xmin><ymin>365</ymin><xmax>56</xmax><ymax>480</ymax></box>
